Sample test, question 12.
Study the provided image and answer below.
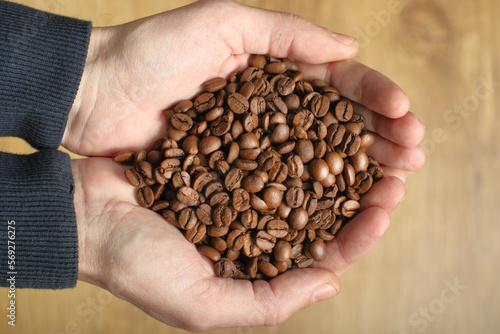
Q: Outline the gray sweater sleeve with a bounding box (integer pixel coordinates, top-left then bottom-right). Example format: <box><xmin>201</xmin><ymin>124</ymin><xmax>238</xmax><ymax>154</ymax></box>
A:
<box><xmin>0</xmin><ymin>0</ymin><xmax>91</xmax><ymax>289</ymax></box>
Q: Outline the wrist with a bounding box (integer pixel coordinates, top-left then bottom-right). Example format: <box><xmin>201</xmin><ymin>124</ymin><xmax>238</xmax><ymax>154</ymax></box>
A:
<box><xmin>63</xmin><ymin>26</ymin><xmax>112</xmax><ymax>151</ymax></box>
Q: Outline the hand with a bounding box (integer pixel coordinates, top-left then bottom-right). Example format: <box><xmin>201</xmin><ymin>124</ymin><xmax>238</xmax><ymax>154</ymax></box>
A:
<box><xmin>62</xmin><ymin>0</ymin><xmax>359</xmax><ymax>157</ymax></box>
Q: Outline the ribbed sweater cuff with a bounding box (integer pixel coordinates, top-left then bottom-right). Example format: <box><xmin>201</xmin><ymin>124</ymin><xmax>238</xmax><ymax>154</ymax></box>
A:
<box><xmin>0</xmin><ymin>1</ymin><xmax>91</xmax><ymax>149</ymax></box>
<box><xmin>0</xmin><ymin>150</ymin><xmax>77</xmax><ymax>289</ymax></box>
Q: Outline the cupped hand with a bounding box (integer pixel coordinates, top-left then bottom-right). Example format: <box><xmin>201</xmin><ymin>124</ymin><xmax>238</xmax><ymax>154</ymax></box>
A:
<box><xmin>63</xmin><ymin>0</ymin><xmax>359</xmax><ymax>157</ymax></box>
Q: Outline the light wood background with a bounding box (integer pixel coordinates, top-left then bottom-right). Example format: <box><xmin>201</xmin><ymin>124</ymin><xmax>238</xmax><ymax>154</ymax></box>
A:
<box><xmin>1</xmin><ymin>0</ymin><xmax>499</xmax><ymax>333</ymax></box>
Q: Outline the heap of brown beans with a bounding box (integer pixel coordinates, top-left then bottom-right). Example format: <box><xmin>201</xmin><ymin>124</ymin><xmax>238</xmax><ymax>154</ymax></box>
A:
<box><xmin>113</xmin><ymin>55</ymin><xmax>384</xmax><ymax>280</ymax></box>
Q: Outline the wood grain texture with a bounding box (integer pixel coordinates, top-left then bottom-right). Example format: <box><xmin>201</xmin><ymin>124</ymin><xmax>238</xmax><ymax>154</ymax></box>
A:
<box><xmin>1</xmin><ymin>0</ymin><xmax>499</xmax><ymax>333</ymax></box>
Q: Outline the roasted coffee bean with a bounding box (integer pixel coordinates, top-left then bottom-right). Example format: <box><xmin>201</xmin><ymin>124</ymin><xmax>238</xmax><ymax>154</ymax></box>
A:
<box><xmin>179</xmin><ymin>207</ymin><xmax>197</xmax><ymax>230</ymax></box>
<box><xmin>342</xmin><ymin>200</ymin><xmax>360</xmax><ymax>218</ymax></box>
<box><xmin>302</xmin><ymin>191</ymin><xmax>318</xmax><ymax>215</ymax></box>
<box><xmin>294</xmin><ymin>255</ymin><xmax>314</xmax><ymax>268</ymax></box>
<box><xmin>309</xmin><ymin>159</ymin><xmax>330</xmax><ymax>181</ymax></box>
<box><xmin>194</xmin><ymin>92</ymin><xmax>216</xmax><ymax>112</ymax></box>
<box><xmin>207</xmin><ymin>224</ymin><xmax>230</xmax><ymax>238</ymax></box>
<box><xmin>343</xmin><ymin>163</ymin><xmax>356</xmax><ymax>187</ymax></box>
<box><xmin>233</xmin><ymin>188</ymin><xmax>251</xmax><ymax>212</ymax></box>
<box><xmin>242</xmin><ymin>174</ymin><xmax>265</xmax><ymax>193</ymax></box>
<box><xmin>335</xmin><ymin>99</ymin><xmax>354</xmax><ymax>122</ymax></box>
<box><xmin>177</xmin><ymin>186</ymin><xmax>199</xmax><ymax>206</ymax></box>
<box><xmin>214</xmin><ymin>258</ymin><xmax>236</xmax><ymax>278</ymax></box>
<box><xmin>210</xmin><ymin>191</ymin><xmax>230</xmax><ymax>206</ymax></box>
<box><xmin>268</xmin><ymin>162</ymin><xmax>288</xmax><ymax>183</ymax></box>
<box><xmin>288</xmin><ymin>207</ymin><xmax>309</xmax><ymax>230</ymax></box>
<box><xmin>198</xmin><ymin>245</ymin><xmax>221</xmax><ymax>262</ymax></box>
<box><xmin>349</xmin><ymin>150</ymin><xmax>369</xmax><ymax>173</ymax></box>
<box><xmin>175</xmin><ymin>100</ymin><xmax>193</xmax><ymax>113</ymax></box>
<box><xmin>354</xmin><ymin>172</ymin><xmax>374</xmax><ymax>194</ymax></box>
<box><xmin>135</xmin><ymin>186</ymin><xmax>154</xmax><ymax>207</ymax></box>
<box><xmin>286</xmin><ymin>186</ymin><xmax>305</xmax><ymax>208</ymax></box>
<box><xmin>171</xmin><ymin>112</ymin><xmax>193</xmax><ymax>131</ymax></box>
<box><xmin>295</xmin><ymin>139</ymin><xmax>315</xmax><ymax>163</ymax></box>
<box><xmin>125</xmin><ymin>168</ymin><xmax>144</xmax><ymax>187</ymax></box>
<box><xmin>256</xmin><ymin>230</ymin><xmax>276</xmax><ymax>251</ymax></box>
<box><xmin>311</xmin><ymin>94</ymin><xmax>330</xmax><ymax>117</ymax></box>
<box><xmin>196</xmin><ymin>204</ymin><xmax>213</xmax><ymax>225</ymax></box>
<box><xmin>203</xmin><ymin>77</ymin><xmax>227</xmax><ymax>92</ymax></box>
<box><xmin>185</xmin><ymin>222</ymin><xmax>206</xmax><ymax>244</ymax></box>
<box><xmin>227</xmin><ymin>229</ymin><xmax>247</xmax><ymax>252</ymax></box>
<box><xmin>325</xmin><ymin>152</ymin><xmax>344</xmax><ymax>175</ymax></box>
<box><xmin>287</xmin><ymin>154</ymin><xmax>304</xmax><ymax>178</ymax></box>
<box><xmin>266</xmin><ymin>219</ymin><xmax>289</xmax><ymax>238</ymax></box>
<box><xmin>243</xmin><ymin>232</ymin><xmax>262</xmax><ymax>257</ymax></box>
<box><xmin>360</xmin><ymin>133</ymin><xmax>375</xmax><ymax>148</ymax></box>
<box><xmin>262</xmin><ymin>186</ymin><xmax>283</xmax><ymax>209</ymax></box>
<box><xmin>151</xmin><ymin>200</ymin><xmax>169</xmax><ymax>212</ymax></box>
<box><xmin>309</xmin><ymin>239</ymin><xmax>327</xmax><ymax>261</ymax></box>
<box><xmin>258</xmin><ymin>259</ymin><xmax>279</xmax><ymax>278</ymax></box>
<box><xmin>213</xmin><ymin>205</ymin><xmax>232</xmax><ymax>228</ymax></box>
<box><xmin>113</xmin><ymin>152</ymin><xmax>135</xmax><ymax>163</ymax></box>
<box><xmin>326</xmin><ymin>123</ymin><xmax>346</xmax><ymax>147</ymax></box>
<box><xmin>264</xmin><ymin>61</ymin><xmax>287</xmax><ymax>74</ymax></box>
<box><xmin>228</xmin><ymin>93</ymin><xmax>249</xmax><ymax>114</ymax></box>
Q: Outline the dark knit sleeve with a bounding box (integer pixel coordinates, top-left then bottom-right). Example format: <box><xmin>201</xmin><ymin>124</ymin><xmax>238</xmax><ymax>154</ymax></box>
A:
<box><xmin>0</xmin><ymin>150</ymin><xmax>78</xmax><ymax>289</ymax></box>
<box><xmin>0</xmin><ymin>0</ymin><xmax>91</xmax><ymax>149</ymax></box>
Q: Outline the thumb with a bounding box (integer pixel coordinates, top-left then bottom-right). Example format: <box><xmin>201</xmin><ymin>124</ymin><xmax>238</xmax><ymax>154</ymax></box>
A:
<box><xmin>200</xmin><ymin>268</ymin><xmax>340</xmax><ymax>329</ymax></box>
<box><xmin>209</xmin><ymin>0</ymin><xmax>358</xmax><ymax>62</ymax></box>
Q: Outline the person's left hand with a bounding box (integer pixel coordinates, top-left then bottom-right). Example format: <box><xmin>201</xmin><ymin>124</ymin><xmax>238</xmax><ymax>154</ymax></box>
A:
<box><xmin>62</xmin><ymin>0</ymin><xmax>359</xmax><ymax>157</ymax></box>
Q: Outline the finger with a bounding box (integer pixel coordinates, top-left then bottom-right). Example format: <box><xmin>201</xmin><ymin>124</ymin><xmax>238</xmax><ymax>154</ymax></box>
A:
<box><xmin>381</xmin><ymin>166</ymin><xmax>407</xmax><ymax>183</ymax></box>
<box><xmin>359</xmin><ymin>176</ymin><xmax>406</xmax><ymax>213</ymax></box>
<box><xmin>298</xmin><ymin>59</ymin><xmax>410</xmax><ymax>119</ymax></box>
<box><xmin>365</xmin><ymin>133</ymin><xmax>426</xmax><ymax>171</ymax></box>
<box><xmin>354</xmin><ymin>103</ymin><xmax>425</xmax><ymax>148</ymax></box>
<box><xmin>196</xmin><ymin>268</ymin><xmax>339</xmax><ymax>329</ymax></box>
<box><xmin>218</xmin><ymin>1</ymin><xmax>359</xmax><ymax>62</ymax></box>
<box><xmin>313</xmin><ymin>207</ymin><xmax>390</xmax><ymax>276</ymax></box>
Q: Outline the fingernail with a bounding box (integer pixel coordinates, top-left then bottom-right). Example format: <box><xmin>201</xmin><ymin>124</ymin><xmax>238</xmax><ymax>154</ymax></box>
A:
<box><xmin>331</xmin><ymin>32</ymin><xmax>357</xmax><ymax>46</ymax></box>
<box><xmin>312</xmin><ymin>283</ymin><xmax>337</xmax><ymax>304</ymax></box>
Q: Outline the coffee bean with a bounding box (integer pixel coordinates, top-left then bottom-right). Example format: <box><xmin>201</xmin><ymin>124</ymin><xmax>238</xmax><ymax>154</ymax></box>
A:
<box><xmin>242</xmin><ymin>174</ymin><xmax>265</xmax><ymax>193</ymax></box>
<box><xmin>179</xmin><ymin>207</ymin><xmax>197</xmax><ymax>230</ymax></box>
<box><xmin>288</xmin><ymin>207</ymin><xmax>309</xmax><ymax>230</ymax></box>
<box><xmin>185</xmin><ymin>222</ymin><xmax>207</xmax><ymax>244</ymax></box>
<box><xmin>258</xmin><ymin>259</ymin><xmax>279</xmax><ymax>278</ymax></box>
<box><xmin>196</xmin><ymin>204</ymin><xmax>213</xmax><ymax>225</ymax></box>
<box><xmin>360</xmin><ymin>133</ymin><xmax>375</xmax><ymax>148</ymax></box>
<box><xmin>125</xmin><ymin>168</ymin><xmax>144</xmax><ymax>187</ymax></box>
<box><xmin>175</xmin><ymin>100</ymin><xmax>193</xmax><ymax>113</ymax></box>
<box><xmin>214</xmin><ymin>258</ymin><xmax>236</xmax><ymax>278</ymax></box>
<box><xmin>295</xmin><ymin>139</ymin><xmax>315</xmax><ymax>163</ymax></box>
<box><xmin>113</xmin><ymin>152</ymin><xmax>135</xmax><ymax>163</ymax></box>
<box><xmin>233</xmin><ymin>188</ymin><xmax>251</xmax><ymax>212</ymax></box>
<box><xmin>198</xmin><ymin>245</ymin><xmax>221</xmax><ymax>262</ymax></box>
<box><xmin>264</xmin><ymin>61</ymin><xmax>287</xmax><ymax>74</ymax></box>
<box><xmin>354</xmin><ymin>172</ymin><xmax>373</xmax><ymax>194</ymax></box>
<box><xmin>256</xmin><ymin>230</ymin><xmax>276</xmax><ymax>251</ymax></box>
<box><xmin>286</xmin><ymin>186</ymin><xmax>305</xmax><ymax>208</ymax></box>
<box><xmin>199</xmin><ymin>136</ymin><xmax>222</xmax><ymax>155</ymax></box>
<box><xmin>228</xmin><ymin>93</ymin><xmax>249</xmax><ymax>114</ymax></box>
<box><xmin>335</xmin><ymin>99</ymin><xmax>354</xmax><ymax>122</ymax></box>
<box><xmin>325</xmin><ymin>152</ymin><xmax>344</xmax><ymax>175</ymax></box>
<box><xmin>171</xmin><ymin>112</ymin><xmax>193</xmax><ymax>131</ymax></box>
<box><xmin>309</xmin><ymin>239</ymin><xmax>327</xmax><ymax>261</ymax></box>
<box><xmin>177</xmin><ymin>186</ymin><xmax>199</xmax><ymax>206</ymax></box>
<box><xmin>203</xmin><ymin>77</ymin><xmax>227</xmax><ymax>92</ymax></box>
<box><xmin>194</xmin><ymin>92</ymin><xmax>216</xmax><ymax>112</ymax></box>
<box><xmin>309</xmin><ymin>159</ymin><xmax>330</xmax><ymax>181</ymax></box>
<box><xmin>266</xmin><ymin>219</ymin><xmax>288</xmax><ymax>238</ymax></box>
<box><xmin>135</xmin><ymin>186</ymin><xmax>154</xmax><ymax>207</ymax></box>
<box><xmin>262</xmin><ymin>186</ymin><xmax>283</xmax><ymax>209</ymax></box>
<box><xmin>342</xmin><ymin>200</ymin><xmax>360</xmax><ymax>218</ymax></box>
<box><xmin>311</xmin><ymin>94</ymin><xmax>330</xmax><ymax>117</ymax></box>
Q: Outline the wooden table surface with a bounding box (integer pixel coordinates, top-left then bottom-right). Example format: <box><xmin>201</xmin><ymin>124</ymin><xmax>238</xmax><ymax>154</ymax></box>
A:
<box><xmin>1</xmin><ymin>0</ymin><xmax>499</xmax><ymax>333</ymax></box>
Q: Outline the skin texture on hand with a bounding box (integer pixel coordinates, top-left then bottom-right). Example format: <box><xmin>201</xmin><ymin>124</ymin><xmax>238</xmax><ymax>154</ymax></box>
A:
<box><xmin>67</xmin><ymin>0</ymin><xmax>426</xmax><ymax>331</ymax></box>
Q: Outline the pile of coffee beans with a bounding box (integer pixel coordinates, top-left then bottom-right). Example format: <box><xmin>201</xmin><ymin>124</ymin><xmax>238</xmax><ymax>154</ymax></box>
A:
<box><xmin>113</xmin><ymin>55</ymin><xmax>383</xmax><ymax>280</ymax></box>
